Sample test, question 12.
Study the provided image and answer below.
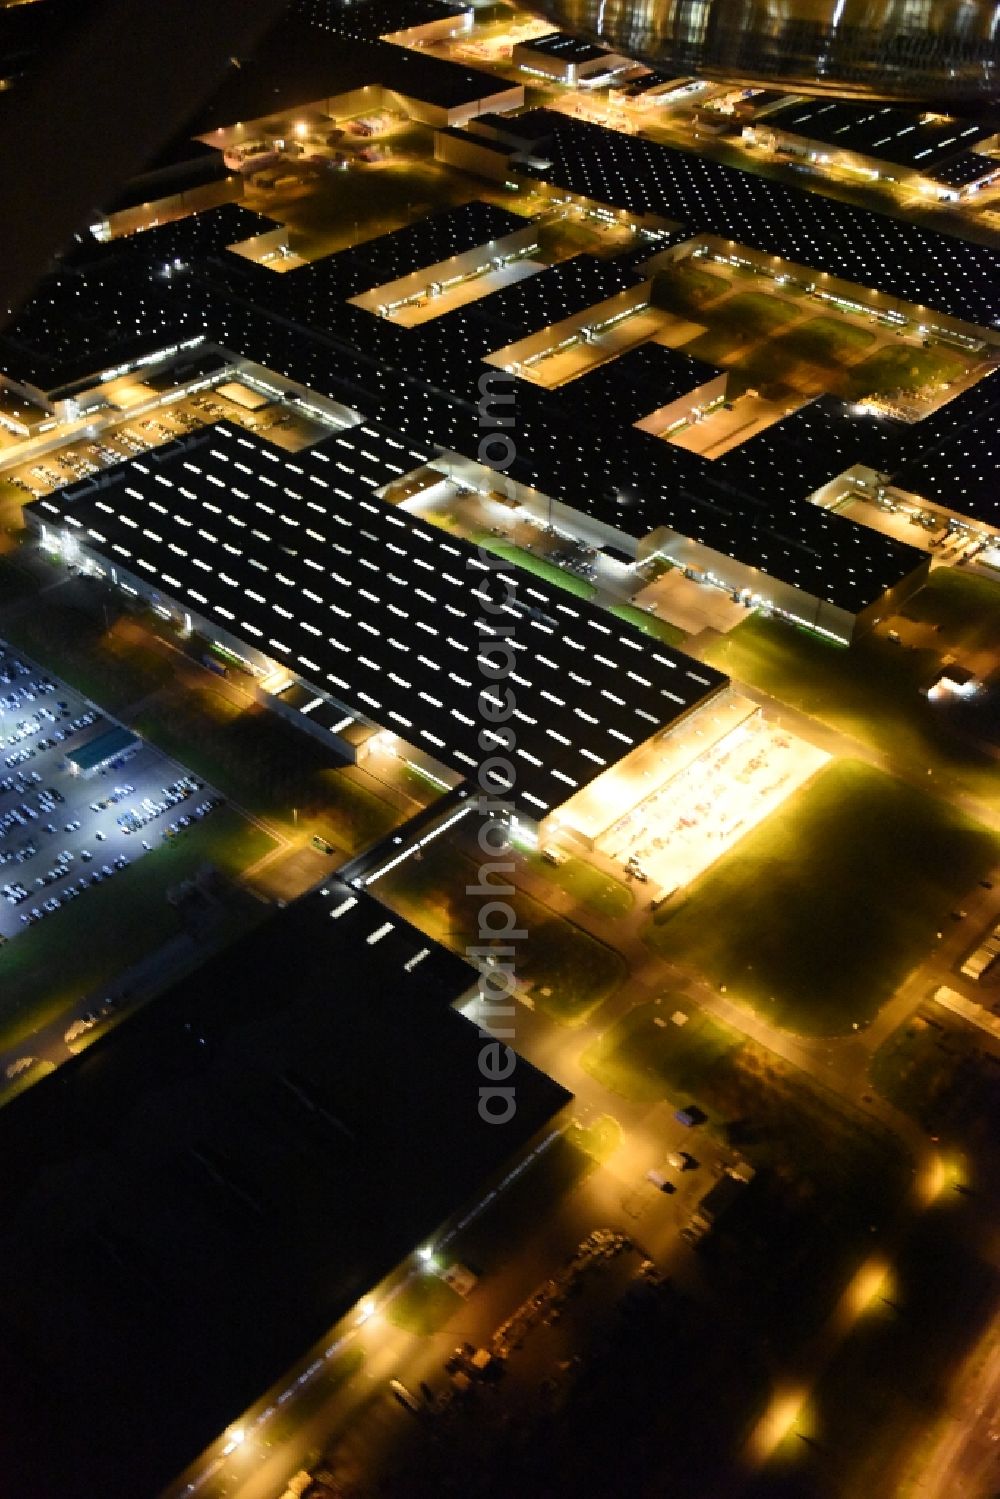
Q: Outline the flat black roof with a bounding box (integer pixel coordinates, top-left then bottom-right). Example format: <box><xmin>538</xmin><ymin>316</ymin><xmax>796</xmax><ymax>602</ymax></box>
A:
<box><xmin>32</xmin><ymin>421</ymin><xmax>726</xmax><ymax>817</ymax></box>
<box><xmin>294</xmin><ymin>0</ymin><xmax>470</xmax><ymax>41</ymax></box>
<box><xmin>0</xmin><ymin>203</ymin><xmax>271</xmax><ymax>394</ymax></box>
<box><xmin>517</xmin><ymin>31</ymin><xmax>610</xmax><ymax>65</ymax></box>
<box><xmin>0</xmin><ymin>878</ymin><xmax>567</xmax><ymax>1499</ymax></box>
<box><xmin>928</xmin><ymin>150</ymin><xmax>1000</xmax><ymax>188</ymax></box>
<box><xmin>471</xmin><ymin>112</ymin><xmax>555</xmax><ymax>147</ymax></box>
<box><xmin>184</xmin><ymin>17</ymin><xmax>515</xmax><ymax>131</ymax></box>
<box><xmin>103</xmin><ymin>152</ymin><xmax>231</xmax><ymax>215</ymax></box>
<box><xmin>7</xmin><ymin>161</ymin><xmax>995</xmax><ymax>589</ymax></box>
<box><xmin>530</xmin><ymin>114</ymin><xmax>1000</xmax><ymax>328</ymax></box>
<box><xmin>894</xmin><ymin>367</ymin><xmax>1000</xmax><ymax>526</ymax></box>
<box><xmin>438</xmin><ymin>125</ymin><xmax>512</xmax><ymax>155</ymax></box>
<box><xmin>762</xmin><ymin>100</ymin><xmax>994</xmax><ymax>171</ymax></box>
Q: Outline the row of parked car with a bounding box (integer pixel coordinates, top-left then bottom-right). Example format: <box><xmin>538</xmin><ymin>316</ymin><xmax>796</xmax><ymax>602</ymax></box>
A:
<box><xmin>0</xmin><ymin>769</ymin><xmax>42</xmax><ymax>795</ymax></box>
<box><xmin>12</xmin><ymin>853</ymin><xmax>131</xmax><ymax>925</ymax></box>
<box><xmin>116</xmin><ymin>775</ymin><xmax>203</xmax><ymax>835</ymax></box>
<box><xmin>0</xmin><ymin>681</ymin><xmax>56</xmax><ymax>715</ymax></box>
<box><xmin>0</xmin><ymin>782</ymin><xmax>67</xmax><ymax>849</ymax></box>
<box><xmin>1</xmin><ymin>699</ymin><xmax>73</xmax><ymax>749</ymax></box>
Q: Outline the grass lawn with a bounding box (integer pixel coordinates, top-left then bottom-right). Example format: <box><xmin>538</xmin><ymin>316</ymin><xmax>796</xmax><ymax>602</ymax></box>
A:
<box><xmin>845</xmin><ymin>340</ymin><xmax>969</xmax><ymax>400</ymax></box>
<box><xmin>1</xmin><ymin>594</ymin><xmax>175</xmax><ymax>712</ymax></box>
<box><xmin>608</xmin><ymin>600</ymin><xmax>687</xmax><ymax>647</ymax></box>
<box><xmin>901</xmin><ymin>567</ymin><xmax>1000</xmax><ymax>656</ymax></box>
<box><xmin>715</xmin><ymin>290</ymin><xmax>801</xmax><ymax>338</ymax></box>
<box><xmin>646</xmin><ymin>760</ymin><xmax>998</xmax><ymax>1033</ymax></box>
<box><xmin>473</xmin><ymin>535</ymin><xmax>598</xmax><ymax>601</ymax></box>
<box><xmin>0</xmin><ymin>550</ymin><xmax>39</xmax><ymax>603</ymax></box>
<box><xmin>535</xmin><ymin>218</ymin><xmax>608</xmax><ymax>263</ymax></box>
<box><xmin>780</xmin><ymin>314</ymin><xmax>877</xmax><ymax>363</ymax></box>
<box><xmin>870</xmin><ymin>1008</ymin><xmax>1000</xmax><ymax>1142</ymax></box>
<box><xmin>278</xmin><ymin>157</ymin><xmax>476</xmax><ymax>259</ymax></box>
<box><xmin>583</xmin><ymin>1004</ymin><xmax>740</xmax><ymax>1105</ymax></box>
<box><xmin>0</xmin><ymin>806</ymin><xmax>274</xmax><ymax>1052</ymax></box>
<box><xmin>385</xmin><ymin>1274</ymin><xmax>464</xmax><ymax>1335</ymax></box>
<box><xmin>583</xmin><ymin>1000</ymin><xmax>901</xmax><ymax>1189</ymax></box>
<box><xmin>134</xmin><ymin>682</ymin><xmax>402</xmax><ymax>850</ymax></box>
<box><xmin>704</xmin><ymin>612</ymin><xmax>1000</xmax><ymax>810</ymax></box>
<box><xmin>375</xmin><ymin>838</ymin><xmax>626</xmax><ymax>1025</ymax></box>
<box><xmin>523</xmin><ymin>849</ymin><xmax>634</xmax><ymax>918</ymax></box>
<box><xmin>683</xmin><ymin>327</ymin><xmax>740</xmax><ymax>365</ymax></box>
<box><xmin>650</xmin><ymin>263</ymin><xmax>730</xmax><ymax>318</ymax></box>
<box><xmin>640</xmin><ymin>554</ymin><xmax>674</xmax><ymax>583</ymax></box>
<box><xmin>566</xmin><ymin>1113</ymin><xmax>622</xmax><ymax>1162</ymax></box>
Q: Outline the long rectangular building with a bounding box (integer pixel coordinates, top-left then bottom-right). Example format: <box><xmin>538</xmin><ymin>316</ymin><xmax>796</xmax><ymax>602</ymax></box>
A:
<box><xmin>28</xmin><ymin>420</ymin><xmax>727</xmax><ymax>827</ymax></box>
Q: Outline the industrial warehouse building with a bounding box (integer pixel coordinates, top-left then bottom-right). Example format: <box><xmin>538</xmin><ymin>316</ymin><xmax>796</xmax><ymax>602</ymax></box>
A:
<box><xmin>743</xmin><ymin>99</ymin><xmax>1000</xmax><ymax>204</ymax></box>
<box><xmin>0</xmin><ymin>877</ymin><xmax>570</xmax><ymax>1499</ymax></box>
<box><xmin>510</xmin><ymin>32</ymin><xmax>634</xmax><ymax>87</ymax></box>
<box><xmin>28</xmin><ymin>420</ymin><xmax>729</xmax><ymax>839</ymax></box>
<box><xmin>7</xmin><ymin>13</ymin><xmax>999</xmax><ymax>651</ymax></box>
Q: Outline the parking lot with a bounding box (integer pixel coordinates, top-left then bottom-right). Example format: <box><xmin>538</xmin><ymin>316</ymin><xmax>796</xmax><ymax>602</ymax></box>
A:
<box><xmin>0</xmin><ymin>641</ymin><xmax>225</xmax><ymax>941</ymax></box>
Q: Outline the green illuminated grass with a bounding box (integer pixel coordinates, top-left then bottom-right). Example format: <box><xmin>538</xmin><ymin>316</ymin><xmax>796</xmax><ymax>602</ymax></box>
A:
<box><xmin>473</xmin><ymin>535</ymin><xmax>598</xmax><ymax>600</ymax></box>
<box><xmin>0</xmin><ymin>807</ymin><xmax>274</xmax><ymax>1052</ymax></box>
<box><xmin>645</xmin><ymin>760</ymin><xmax>997</xmax><ymax>1033</ymax></box>
<box><xmin>0</xmin><ymin>594</ymin><xmax>174</xmax><ymax>711</ymax></box>
<box><xmin>608</xmin><ymin>600</ymin><xmax>687</xmax><ymax>647</ymax></box>
<box><xmin>870</xmin><ymin>1007</ymin><xmax>998</xmax><ymax>1135</ymax></box>
<box><xmin>846</xmin><ymin>341</ymin><xmax>969</xmax><ymax>400</ymax></box>
<box><xmin>582</xmin><ymin>1004</ymin><xmax>741</xmax><ymax>1106</ymax></box>
<box><xmin>386</xmin><ymin>1275</ymin><xmax>463</xmax><ymax>1336</ymax></box>
<box><xmin>375</xmin><ymin>838</ymin><xmax>626</xmax><ymax>1025</ymax></box>
<box><xmin>275</xmin><ymin>157</ymin><xmax>482</xmax><ymax>260</ymax></box>
<box><xmin>134</xmin><ymin>683</ymin><xmax>401</xmax><ymax>850</ymax></box>
<box><xmin>900</xmin><ymin>567</ymin><xmax>1000</xmax><ymax>655</ymax></box>
<box><xmin>650</xmin><ymin>262</ymin><xmax>730</xmax><ymax>317</ymax></box>
<box><xmin>566</xmin><ymin>1113</ymin><xmax>622</xmax><ymax>1162</ymax></box>
<box><xmin>713</xmin><ymin>290</ymin><xmax>801</xmax><ymax>337</ymax></box>
<box><xmin>523</xmin><ymin>850</ymin><xmax>634</xmax><ymax>918</ymax></box>
<box><xmin>704</xmin><ymin>612</ymin><xmax>1000</xmax><ymax>810</ymax></box>
<box><xmin>781</xmin><ymin>314</ymin><xmax>878</xmax><ymax>364</ymax></box>
<box><xmin>583</xmin><ymin>999</ymin><xmax>908</xmax><ymax>1347</ymax></box>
